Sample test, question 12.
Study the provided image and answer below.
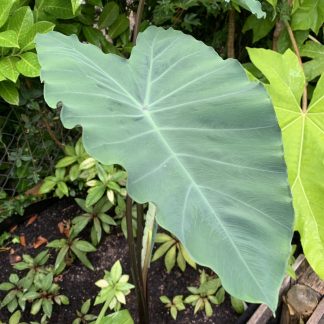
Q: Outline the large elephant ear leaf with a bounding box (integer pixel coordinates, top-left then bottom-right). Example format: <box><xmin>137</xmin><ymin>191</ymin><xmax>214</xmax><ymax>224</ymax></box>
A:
<box><xmin>36</xmin><ymin>26</ymin><xmax>294</xmax><ymax>311</ymax></box>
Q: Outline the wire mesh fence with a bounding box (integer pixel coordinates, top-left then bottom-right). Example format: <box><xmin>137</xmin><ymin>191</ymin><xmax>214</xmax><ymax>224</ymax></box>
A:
<box><xmin>0</xmin><ymin>101</ymin><xmax>74</xmax><ymax>221</ymax></box>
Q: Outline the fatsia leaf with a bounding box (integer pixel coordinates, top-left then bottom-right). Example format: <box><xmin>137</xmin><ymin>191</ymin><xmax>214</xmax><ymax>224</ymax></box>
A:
<box><xmin>248</xmin><ymin>47</ymin><xmax>324</xmax><ymax>279</ymax></box>
<box><xmin>36</xmin><ymin>26</ymin><xmax>294</xmax><ymax>311</ymax></box>
<box><xmin>300</xmin><ymin>41</ymin><xmax>324</xmax><ymax>81</ymax></box>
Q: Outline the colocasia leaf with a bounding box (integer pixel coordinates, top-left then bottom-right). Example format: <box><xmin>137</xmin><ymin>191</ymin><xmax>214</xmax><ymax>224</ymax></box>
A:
<box><xmin>36</xmin><ymin>26</ymin><xmax>294</xmax><ymax>310</ymax></box>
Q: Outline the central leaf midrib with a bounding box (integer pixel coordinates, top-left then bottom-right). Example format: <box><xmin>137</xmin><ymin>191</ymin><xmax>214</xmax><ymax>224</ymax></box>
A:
<box><xmin>142</xmin><ymin>41</ymin><xmax>270</xmax><ymax>301</ymax></box>
<box><xmin>144</xmin><ymin>110</ymin><xmax>269</xmax><ymax>302</ymax></box>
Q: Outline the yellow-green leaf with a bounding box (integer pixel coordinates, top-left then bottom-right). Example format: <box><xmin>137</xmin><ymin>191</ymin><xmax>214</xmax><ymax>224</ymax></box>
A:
<box><xmin>248</xmin><ymin>47</ymin><xmax>324</xmax><ymax>278</ymax></box>
<box><xmin>165</xmin><ymin>244</ymin><xmax>176</xmax><ymax>273</ymax></box>
<box><xmin>71</xmin><ymin>0</ymin><xmax>82</xmax><ymax>15</ymax></box>
<box><xmin>300</xmin><ymin>41</ymin><xmax>324</xmax><ymax>81</ymax></box>
<box><xmin>20</xmin><ymin>21</ymin><xmax>55</xmax><ymax>52</ymax></box>
<box><xmin>8</xmin><ymin>6</ymin><xmax>34</xmax><ymax>48</ymax></box>
<box><xmin>0</xmin><ymin>0</ymin><xmax>15</xmax><ymax>28</ymax></box>
<box><xmin>0</xmin><ymin>57</ymin><xmax>20</xmax><ymax>82</ymax></box>
<box><xmin>0</xmin><ymin>30</ymin><xmax>19</xmax><ymax>48</ymax></box>
<box><xmin>0</xmin><ymin>81</ymin><xmax>19</xmax><ymax>105</ymax></box>
<box><xmin>16</xmin><ymin>52</ymin><xmax>41</xmax><ymax>78</ymax></box>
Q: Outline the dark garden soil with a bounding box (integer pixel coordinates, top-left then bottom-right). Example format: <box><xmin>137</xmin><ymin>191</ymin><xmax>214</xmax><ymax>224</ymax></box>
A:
<box><xmin>0</xmin><ymin>198</ymin><xmax>240</xmax><ymax>323</ymax></box>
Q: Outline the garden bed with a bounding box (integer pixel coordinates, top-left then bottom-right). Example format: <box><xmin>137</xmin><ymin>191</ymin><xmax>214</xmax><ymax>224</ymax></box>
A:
<box><xmin>0</xmin><ymin>198</ymin><xmax>239</xmax><ymax>323</ymax></box>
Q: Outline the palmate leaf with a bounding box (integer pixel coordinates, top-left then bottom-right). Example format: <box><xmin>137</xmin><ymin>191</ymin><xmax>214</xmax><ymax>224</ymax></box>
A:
<box><xmin>248</xmin><ymin>48</ymin><xmax>324</xmax><ymax>278</ymax></box>
<box><xmin>36</xmin><ymin>27</ymin><xmax>294</xmax><ymax>310</ymax></box>
<box><xmin>300</xmin><ymin>41</ymin><xmax>324</xmax><ymax>81</ymax></box>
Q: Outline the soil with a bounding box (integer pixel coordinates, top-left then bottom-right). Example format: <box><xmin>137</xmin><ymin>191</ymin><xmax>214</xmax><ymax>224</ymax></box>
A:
<box><xmin>0</xmin><ymin>198</ymin><xmax>240</xmax><ymax>323</ymax></box>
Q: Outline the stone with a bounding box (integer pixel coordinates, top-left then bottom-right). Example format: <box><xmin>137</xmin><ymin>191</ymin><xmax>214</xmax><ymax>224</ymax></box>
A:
<box><xmin>286</xmin><ymin>284</ymin><xmax>320</xmax><ymax>317</ymax></box>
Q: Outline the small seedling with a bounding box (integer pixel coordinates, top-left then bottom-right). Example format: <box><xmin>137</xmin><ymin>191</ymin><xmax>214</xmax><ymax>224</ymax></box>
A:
<box><xmin>230</xmin><ymin>296</ymin><xmax>246</xmax><ymax>315</ymax></box>
<box><xmin>152</xmin><ymin>232</ymin><xmax>196</xmax><ymax>273</ymax></box>
<box><xmin>13</xmin><ymin>250</ymin><xmax>51</xmax><ymax>280</ymax></box>
<box><xmin>39</xmin><ymin>168</ymin><xmax>69</xmax><ymax>198</ymax></box>
<box><xmin>84</xmin><ymin>163</ymin><xmax>127</xmax><ymax>206</ymax></box>
<box><xmin>0</xmin><ymin>274</ymin><xmax>31</xmax><ymax>313</ymax></box>
<box><xmin>72</xmin><ymin>197</ymin><xmax>116</xmax><ymax>246</ymax></box>
<box><xmin>39</xmin><ymin>137</ymin><xmax>127</xmax><ymax>210</ymax></box>
<box><xmin>73</xmin><ymin>299</ymin><xmax>97</xmax><ymax>324</ymax></box>
<box><xmin>47</xmin><ymin>226</ymin><xmax>96</xmax><ymax>271</ymax></box>
<box><xmin>22</xmin><ymin>272</ymin><xmax>69</xmax><ymax>318</ymax></box>
<box><xmin>184</xmin><ymin>270</ymin><xmax>225</xmax><ymax>317</ymax></box>
<box><xmin>95</xmin><ymin>260</ymin><xmax>134</xmax><ymax>311</ymax></box>
<box><xmin>3</xmin><ymin>310</ymin><xmax>23</xmax><ymax>324</ymax></box>
<box><xmin>286</xmin><ymin>244</ymin><xmax>297</xmax><ymax>279</ymax></box>
<box><xmin>0</xmin><ymin>232</ymin><xmax>19</xmax><ymax>252</ymax></box>
<box><xmin>160</xmin><ymin>295</ymin><xmax>185</xmax><ymax>320</ymax></box>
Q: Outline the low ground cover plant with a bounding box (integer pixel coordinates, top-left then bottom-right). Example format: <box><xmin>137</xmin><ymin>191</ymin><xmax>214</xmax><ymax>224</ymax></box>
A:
<box><xmin>47</xmin><ymin>226</ymin><xmax>96</xmax><ymax>271</ymax></box>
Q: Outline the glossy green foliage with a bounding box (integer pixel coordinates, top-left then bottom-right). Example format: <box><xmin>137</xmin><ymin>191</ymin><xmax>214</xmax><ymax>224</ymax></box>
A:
<box><xmin>242</xmin><ymin>14</ymin><xmax>276</xmax><ymax>43</ymax></box>
<box><xmin>0</xmin><ymin>2</ymin><xmax>54</xmax><ymax>104</ymax></box>
<box><xmin>248</xmin><ymin>48</ymin><xmax>324</xmax><ymax>279</ymax></box>
<box><xmin>36</xmin><ymin>26</ymin><xmax>294</xmax><ymax>310</ymax></box>
<box><xmin>0</xmin><ymin>0</ymin><xmax>131</xmax><ymax>105</ymax></box>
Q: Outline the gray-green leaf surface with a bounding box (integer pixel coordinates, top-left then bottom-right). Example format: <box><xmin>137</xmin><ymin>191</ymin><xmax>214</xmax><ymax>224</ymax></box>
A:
<box><xmin>36</xmin><ymin>26</ymin><xmax>294</xmax><ymax>311</ymax></box>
